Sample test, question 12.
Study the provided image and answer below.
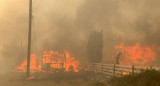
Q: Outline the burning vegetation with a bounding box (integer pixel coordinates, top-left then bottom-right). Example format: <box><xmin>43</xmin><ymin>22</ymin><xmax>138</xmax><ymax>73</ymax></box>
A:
<box><xmin>115</xmin><ymin>43</ymin><xmax>160</xmax><ymax>66</ymax></box>
<box><xmin>13</xmin><ymin>50</ymin><xmax>79</xmax><ymax>73</ymax></box>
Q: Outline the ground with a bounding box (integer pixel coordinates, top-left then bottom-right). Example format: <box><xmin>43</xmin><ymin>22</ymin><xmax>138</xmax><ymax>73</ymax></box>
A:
<box><xmin>0</xmin><ymin>71</ymin><xmax>108</xmax><ymax>86</ymax></box>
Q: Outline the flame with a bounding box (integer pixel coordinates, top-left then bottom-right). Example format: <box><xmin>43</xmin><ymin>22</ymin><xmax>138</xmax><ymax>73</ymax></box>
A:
<box><xmin>122</xmin><ymin>72</ymin><xmax>129</xmax><ymax>76</ymax></box>
<box><xmin>26</xmin><ymin>76</ymin><xmax>35</xmax><ymax>80</ymax></box>
<box><xmin>13</xmin><ymin>54</ymin><xmax>39</xmax><ymax>72</ymax></box>
<box><xmin>42</xmin><ymin>50</ymin><xmax>79</xmax><ymax>72</ymax></box>
<box><xmin>65</xmin><ymin>51</ymin><xmax>79</xmax><ymax>72</ymax></box>
<box><xmin>115</xmin><ymin>43</ymin><xmax>159</xmax><ymax>66</ymax></box>
<box><xmin>42</xmin><ymin>51</ymin><xmax>65</xmax><ymax>70</ymax></box>
<box><xmin>13</xmin><ymin>50</ymin><xmax>79</xmax><ymax>73</ymax></box>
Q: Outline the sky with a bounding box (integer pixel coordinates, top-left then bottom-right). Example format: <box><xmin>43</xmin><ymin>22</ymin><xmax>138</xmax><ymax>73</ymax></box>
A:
<box><xmin>0</xmin><ymin>0</ymin><xmax>160</xmax><ymax>74</ymax></box>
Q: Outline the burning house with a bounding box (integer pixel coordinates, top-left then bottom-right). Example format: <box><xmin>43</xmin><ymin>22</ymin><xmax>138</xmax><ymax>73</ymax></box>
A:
<box><xmin>41</xmin><ymin>51</ymin><xmax>66</xmax><ymax>72</ymax></box>
<box><xmin>13</xmin><ymin>50</ymin><xmax>80</xmax><ymax>73</ymax></box>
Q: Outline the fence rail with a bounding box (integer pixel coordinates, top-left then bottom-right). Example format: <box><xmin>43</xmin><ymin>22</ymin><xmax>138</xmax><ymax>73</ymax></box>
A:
<box><xmin>80</xmin><ymin>63</ymin><xmax>160</xmax><ymax>78</ymax></box>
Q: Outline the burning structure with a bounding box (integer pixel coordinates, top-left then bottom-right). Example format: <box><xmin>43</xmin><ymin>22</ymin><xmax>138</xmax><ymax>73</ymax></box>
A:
<box><xmin>13</xmin><ymin>50</ymin><xmax>79</xmax><ymax>73</ymax></box>
<box><xmin>41</xmin><ymin>51</ymin><xmax>66</xmax><ymax>72</ymax></box>
<box><xmin>87</xmin><ymin>31</ymin><xmax>103</xmax><ymax>63</ymax></box>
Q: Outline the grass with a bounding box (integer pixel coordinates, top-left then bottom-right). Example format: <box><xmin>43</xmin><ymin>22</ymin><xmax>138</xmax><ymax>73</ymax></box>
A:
<box><xmin>108</xmin><ymin>69</ymin><xmax>160</xmax><ymax>86</ymax></box>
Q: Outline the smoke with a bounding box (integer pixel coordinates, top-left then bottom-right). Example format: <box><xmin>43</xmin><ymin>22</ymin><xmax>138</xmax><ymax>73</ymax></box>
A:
<box><xmin>1</xmin><ymin>0</ymin><xmax>160</xmax><ymax>74</ymax></box>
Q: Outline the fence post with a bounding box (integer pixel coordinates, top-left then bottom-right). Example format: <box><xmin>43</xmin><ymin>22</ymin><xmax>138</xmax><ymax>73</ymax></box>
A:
<box><xmin>132</xmin><ymin>65</ymin><xmax>134</xmax><ymax>76</ymax></box>
<box><xmin>113</xmin><ymin>64</ymin><xmax>115</xmax><ymax>79</ymax></box>
<box><xmin>101</xmin><ymin>64</ymin><xmax>103</xmax><ymax>73</ymax></box>
<box><xmin>93</xmin><ymin>64</ymin><xmax>95</xmax><ymax>72</ymax></box>
<box><xmin>150</xmin><ymin>67</ymin><xmax>152</xmax><ymax>70</ymax></box>
<box><xmin>90</xmin><ymin>64</ymin><xmax>92</xmax><ymax>71</ymax></box>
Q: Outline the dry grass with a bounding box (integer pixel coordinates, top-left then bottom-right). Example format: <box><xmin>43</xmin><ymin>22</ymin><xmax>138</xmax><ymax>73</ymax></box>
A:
<box><xmin>108</xmin><ymin>69</ymin><xmax>160</xmax><ymax>86</ymax></box>
<box><xmin>0</xmin><ymin>72</ymin><xmax>107</xmax><ymax>86</ymax></box>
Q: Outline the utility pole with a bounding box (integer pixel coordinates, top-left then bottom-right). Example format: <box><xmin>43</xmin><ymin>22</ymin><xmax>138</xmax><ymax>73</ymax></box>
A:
<box><xmin>27</xmin><ymin>0</ymin><xmax>32</xmax><ymax>78</ymax></box>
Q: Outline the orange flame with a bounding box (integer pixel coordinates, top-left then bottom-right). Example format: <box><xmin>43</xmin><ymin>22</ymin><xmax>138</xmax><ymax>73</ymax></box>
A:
<box><xmin>13</xmin><ymin>50</ymin><xmax>79</xmax><ymax>73</ymax></box>
<box><xmin>42</xmin><ymin>51</ymin><xmax>65</xmax><ymax>70</ymax></box>
<box><xmin>14</xmin><ymin>54</ymin><xmax>39</xmax><ymax>72</ymax></box>
<box><xmin>115</xmin><ymin>43</ymin><xmax>159</xmax><ymax>66</ymax></box>
<box><xmin>65</xmin><ymin>51</ymin><xmax>79</xmax><ymax>72</ymax></box>
<box><xmin>122</xmin><ymin>72</ymin><xmax>129</xmax><ymax>76</ymax></box>
<box><xmin>26</xmin><ymin>76</ymin><xmax>35</xmax><ymax>80</ymax></box>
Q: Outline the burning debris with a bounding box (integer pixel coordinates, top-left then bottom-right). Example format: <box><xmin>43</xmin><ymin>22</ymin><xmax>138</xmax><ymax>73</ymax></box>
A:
<box><xmin>13</xmin><ymin>50</ymin><xmax>79</xmax><ymax>73</ymax></box>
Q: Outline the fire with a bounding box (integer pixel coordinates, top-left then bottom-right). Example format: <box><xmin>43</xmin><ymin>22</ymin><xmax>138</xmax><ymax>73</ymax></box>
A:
<box><xmin>13</xmin><ymin>50</ymin><xmax>80</xmax><ymax>73</ymax></box>
<box><xmin>122</xmin><ymin>72</ymin><xmax>129</xmax><ymax>76</ymax></box>
<box><xmin>42</xmin><ymin>50</ymin><xmax>79</xmax><ymax>72</ymax></box>
<box><xmin>65</xmin><ymin>51</ymin><xmax>79</xmax><ymax>72</ymax></box>
<box><xmin>42</xmin><ymin>51</ymin><xmax>65</xmax><ymax>71</ymax></box>
<box><xmin>13</xmin><ymin>54</ymin><xmax>39</xmax><ymax>72</ymax></box>
<box><xmin>26</xmin><ymin>76</ymin><xmax>35</xmax><ymax>80</ymax></box>
<box><xmin>115</xmin><ymin>43</ymin><xmax>159</xmax><ymax>66</ymax></box>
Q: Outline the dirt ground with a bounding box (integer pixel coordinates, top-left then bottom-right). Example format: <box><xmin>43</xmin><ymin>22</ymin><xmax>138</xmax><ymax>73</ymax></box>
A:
<box><xmin>0</xmin><ymin>72</ymin><xmax>108</xmax><ymax>86</ymax></box>
<box><xmin>1</xmin><ymin>79</ymin><xmax>96</xmax><ymax>86</ymax></box>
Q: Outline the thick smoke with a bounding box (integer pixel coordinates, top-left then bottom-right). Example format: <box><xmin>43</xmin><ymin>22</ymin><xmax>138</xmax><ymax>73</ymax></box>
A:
<box><xmin>1</xmin><ymin>0</ymin><xmax>160</xmax><ymax>74</ymax></box>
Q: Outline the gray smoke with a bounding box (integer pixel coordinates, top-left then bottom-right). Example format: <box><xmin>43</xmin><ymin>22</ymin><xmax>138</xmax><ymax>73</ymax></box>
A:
<box><xmin>1</xmin><ymin>0</ymin><xmax>160</xmax><ymax>74</ymax></box>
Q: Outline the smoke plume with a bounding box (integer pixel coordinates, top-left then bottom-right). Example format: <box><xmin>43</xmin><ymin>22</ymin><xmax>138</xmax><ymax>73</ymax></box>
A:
<box><xmin>1</xmin><ymin>0</ymin><xmax>160</xmax><ymax>73</ymax></box>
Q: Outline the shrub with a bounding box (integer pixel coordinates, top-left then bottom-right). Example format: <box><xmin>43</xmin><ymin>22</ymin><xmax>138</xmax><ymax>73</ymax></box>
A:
<box><xmin>108</xmin><ymin>69</ymin><xmax>160</xmax><ymax>86</ymax></box>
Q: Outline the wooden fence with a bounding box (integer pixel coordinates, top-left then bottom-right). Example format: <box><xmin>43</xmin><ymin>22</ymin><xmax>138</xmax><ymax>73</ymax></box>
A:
<box><xmin>79</xmin><ymin>63</ymin><xmax>160</xmax><ymax>78</ymax></box>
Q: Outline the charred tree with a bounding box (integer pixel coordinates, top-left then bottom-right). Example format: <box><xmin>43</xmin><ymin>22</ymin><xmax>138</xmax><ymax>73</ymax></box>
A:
<box><xmin>87</xmin><ymin>31</ymin><xmax>103</xmax><ymax>63</ymax></box>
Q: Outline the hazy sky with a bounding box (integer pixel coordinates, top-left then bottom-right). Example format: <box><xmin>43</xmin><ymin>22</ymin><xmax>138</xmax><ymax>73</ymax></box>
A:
<box><xmin>1</xmin><ymin>0</ymin><xmax>160</xmax><ymax>74</ymax></box>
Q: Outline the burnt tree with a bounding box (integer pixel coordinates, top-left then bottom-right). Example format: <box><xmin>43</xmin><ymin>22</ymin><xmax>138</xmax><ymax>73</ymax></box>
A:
<box><xmin>87</xmin><ymin>31</ymin><xmax>103</xmax><ymax>63</ymax></box>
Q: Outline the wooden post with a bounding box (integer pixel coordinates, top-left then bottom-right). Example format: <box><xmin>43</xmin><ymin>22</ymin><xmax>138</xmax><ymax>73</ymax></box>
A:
<box><xmin>101</xmin><ymin>64</ymin><xmax>103</xmax><ymax>73</ymax></box>
<box><xmin>150</xmin><ymin>67</ymin><xmax>152</xmax><ymax>70</ymax></box>
<box><xmin>91</xmin><ymin>64</ymin><xmax>93</xmax><ymax>71</ymax></box>
<box><xmin>92</xmin><ymin>64</ymin><xmax>95</xmax><ymax>72</ymax></box>
<box><xmin>27</xmin><ymin>0</ymin><xmax>32</xmax><ymax>78</ymax></box>
<box><xmin>113</xmin><ymin>64</ymin><xmax>115</xmax><ymax>79</ymax></box>
<box><xmin>132</xmin><ymin>65</ymin><xmax>134</xmax><ymax>76</ymax></box>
